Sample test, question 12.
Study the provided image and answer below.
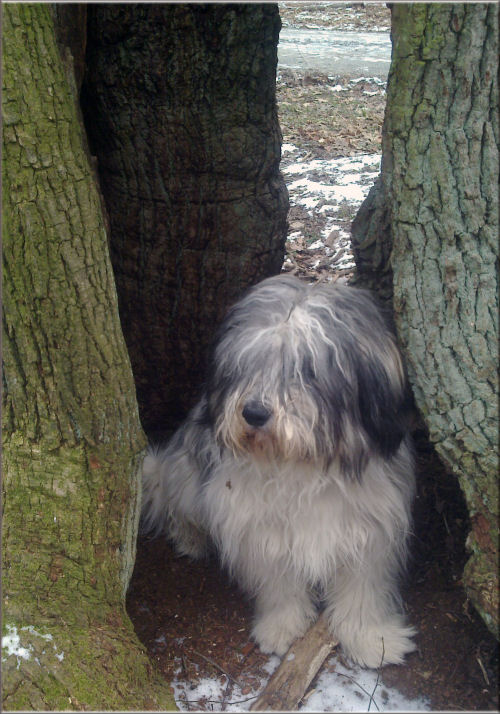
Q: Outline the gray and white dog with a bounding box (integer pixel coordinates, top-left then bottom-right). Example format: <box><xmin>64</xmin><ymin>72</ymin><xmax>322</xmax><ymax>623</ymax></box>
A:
<box><xmin>142</xmin><ymin>274</ymin><xmax>416</xmax><ymax>668</ymax></box>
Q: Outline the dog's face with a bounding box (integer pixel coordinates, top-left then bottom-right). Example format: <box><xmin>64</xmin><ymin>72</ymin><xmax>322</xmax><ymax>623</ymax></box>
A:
<box><xmin>205</xmin><ymin>275</ymin><xmax>409</xmax><ymax>476</ymax></box>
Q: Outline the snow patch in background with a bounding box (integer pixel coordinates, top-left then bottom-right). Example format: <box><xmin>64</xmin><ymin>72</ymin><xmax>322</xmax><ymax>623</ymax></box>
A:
<box><xmin>282</xmin><ymin>151</ymin><xmax>380</xmax><ymax>215</ymax></box>
<box><xmin>282</xmin><ymin>150</ymin><xmax>380</xmax><ymax>274</ymax></box>
<box><xmin>283</xmin><ymin>152</ymin><xmax>381</xmax><ymax>210</ymax></box>
<box><xmin>278</xmin><ymin>28</ymin><xmax>391</xmax><ymax>77</ymax></box>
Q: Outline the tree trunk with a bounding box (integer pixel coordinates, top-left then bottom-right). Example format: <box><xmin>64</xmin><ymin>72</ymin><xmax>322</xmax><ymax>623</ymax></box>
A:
<box><xmin>353</xmin><ymin>3</ymin><xmax>498</xmax><ymax>636</ymax></box>
<box><xmin>2</xmin><ymin>5</ymin><xmax>175</xmax><ymax>709</ymax></box>
<box><xmin>81</xmin><ymin>3</ymin><xmax>289</xmax><ymax>434</ymax></box>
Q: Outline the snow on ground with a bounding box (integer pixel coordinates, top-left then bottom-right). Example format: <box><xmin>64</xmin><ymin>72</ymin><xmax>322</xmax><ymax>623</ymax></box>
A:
<box><xmin>172</xmin><ymin>649</ymin><xmax>429</xmax><ymax>712</ymax></box>
<box><xmin>281</xmin><ymin>143</ymin><xmax>381</xmax><ymax>276</ymax></box>
<box><xmin>283</xmin><ymin>149</ymin><xmax>380</xmax><ymax>208</ymax></box>
<box><xmin>278</xmin><ymin>28</ymin><xmax>391</xmax><ymax>77</ymax></box>
<box><xmin>300</xmin><ymin>659</ymin><xmax>429</xmax><ymax>712</ymax></box>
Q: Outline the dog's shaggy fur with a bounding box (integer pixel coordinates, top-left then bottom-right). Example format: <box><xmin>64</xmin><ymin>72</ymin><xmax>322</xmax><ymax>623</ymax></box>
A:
<box><xmin>142</xmin><ymin>274</ymin><xmax>416</xmax><ymax>668</ymax></box>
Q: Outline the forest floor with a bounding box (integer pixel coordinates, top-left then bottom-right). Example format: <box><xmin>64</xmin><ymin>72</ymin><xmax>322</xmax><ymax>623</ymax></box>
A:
<box><xmin>127</xmin><ymin>4</ymin><xmax>498</xmax><ymax>711</ymax></box>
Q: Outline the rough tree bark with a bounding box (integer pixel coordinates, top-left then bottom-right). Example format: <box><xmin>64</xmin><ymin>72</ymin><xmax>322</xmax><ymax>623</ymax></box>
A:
<box><xmin>81</xmin><ymin>3</ymin><xmax>289</xmax><ymax>433</ymax></box>
<box><xmin>352</xmin><ymin>4</ymin><xmax>498</xmax><ymax>635</ymax></box>
<box><xmin>2</xmin><ymin>5</ymin><xmax>174</xmax><ymax>709</ymax></box>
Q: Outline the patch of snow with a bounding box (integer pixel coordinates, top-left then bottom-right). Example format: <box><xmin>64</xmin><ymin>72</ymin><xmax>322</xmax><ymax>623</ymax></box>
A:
<box><xmin>284</xmin><ymin>154</ymin><xmax>380</xmax><ymax>177</ymax></box>
<box><xmin>262</xmin><ymin>654</ymin><xmax>281</xmax><ymax>675</ymax></box>
<box><xmin>283</xmin><ymin>153</ymin><xmax>380</xmax><ymax>213</ymax></box>
<box><xmin>281</xmin><ymin>153</ymin><xmax>381</xmax><ymax>275</ymax></box>
<box><xmin>2</xmin><ymin>625</ymin><xmax>33</xmax><ymax>666</ymax></box>
<box><xmin>20</xmin><ymin>625</ymin><xmax>53</xmax><ymax>641</ymax></box>
<box><xmin>350</xmin><ymin>75</ymin><xmax>386</xmax><ymax>85</ymax></box>
<box><xmin>171</xmin><ymin>650</ymin><xmax>429</xmax><ymax>712</ymax></box>
<box><xmin>337</xmin><ymin>261</ymin><xmax>356</xmax><ymax>271</ymax></box>
<box><xmin>323</xmin><ymin>218</ymin><xmax>341</xmax><ymax>232</ymax></box>
<box><xmin>278</xmin><ymin>28</ymin><xmax>391</xmax><ymax>77</ymax></box>
<box><xmin>282</xmin><ymin>142</ymin><xmax>299</xmax><ymax>154</ymax></box>
<box><xmin>172</xmin><ymin>653</ymin><xmax>280</xmax><ymax>712</ymax></box>
<box><xmin>2</xmin><ymin>625</ymin><xmax>65</xmax><ymax>668</ymax></box>
<box><xmin>301</xmin><ymin>658</ymin><xmax>430</xmax><ymax>712</ymax></box>
<box><xmin>286</xmin><ymin>177</ymin><xmax>369</xmax><ymax>210</ymax></box>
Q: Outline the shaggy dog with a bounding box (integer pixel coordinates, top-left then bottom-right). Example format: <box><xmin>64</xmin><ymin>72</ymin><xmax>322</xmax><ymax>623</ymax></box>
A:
<box><xmin>141</xmin><ymin>274</ymin><xmax>416</xmax><ymax>668</ymax></box>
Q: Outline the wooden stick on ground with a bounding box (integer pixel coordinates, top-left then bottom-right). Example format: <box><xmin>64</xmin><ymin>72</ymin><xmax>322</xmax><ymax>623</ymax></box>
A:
<box><xmin>250</xmin><ymin>613</ymin><xmax>338</xmax><ymax>711</ymax></box>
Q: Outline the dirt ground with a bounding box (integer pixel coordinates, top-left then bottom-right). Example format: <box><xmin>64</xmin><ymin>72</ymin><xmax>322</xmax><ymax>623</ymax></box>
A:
<box><xmin>277</xmin><ymin>70</ymin><xmax>386</xmax><ymax>159</ymax></box>
<box><xmin>127</xmin><ymin>4</ymin><xmax>498</xmax><ymax>711</ymax></box>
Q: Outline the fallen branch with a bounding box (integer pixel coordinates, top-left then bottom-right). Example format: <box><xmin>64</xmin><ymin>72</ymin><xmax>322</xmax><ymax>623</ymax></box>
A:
<box><xmin>250</xmin><ymin>613</ymin><xmax>338</xmax><ymax>711</ymax></box>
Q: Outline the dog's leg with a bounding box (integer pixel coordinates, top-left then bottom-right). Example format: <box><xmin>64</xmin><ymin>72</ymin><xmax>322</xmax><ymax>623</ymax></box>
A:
<box><xmin>325</xmin><ymin>558</ymin><xmax>416</xmax><ymax>668</ymax></box>
<box><xmin>166</xmin><ymin>513</ymin><xmax>208</xmax><ymax>560</ymax></box>
<box><xmin>142</xmin><ymin>444</ymin><xmax>209</xmax><ymax>559</ymax></box>
<box><xmin>251</xmin><ymin>572</ymin><xmax>317</xmax><ymax>656</ymax></box>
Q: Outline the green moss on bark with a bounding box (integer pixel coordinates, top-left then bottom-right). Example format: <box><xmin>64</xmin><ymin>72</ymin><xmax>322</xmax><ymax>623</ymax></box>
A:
<box><xmin>2</xmin><ymin>617</ymin><xmax>172</xmax><ymax>711</ymax></box>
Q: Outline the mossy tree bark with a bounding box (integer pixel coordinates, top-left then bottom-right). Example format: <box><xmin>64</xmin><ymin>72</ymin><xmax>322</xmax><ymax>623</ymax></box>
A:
<box><xmin>81</xmin><ymin>3</ymin><xmax>289</xmax><ymax>434</ymax></box>
<box><xmin>352</xmin><ymin>4</ymin><xmax>498</xmax><ymax>635</ymax></box>
<box><xmin>2</xmin><ymin>5</ymin><xmax>175</xmax><ymax>709</ymax></box>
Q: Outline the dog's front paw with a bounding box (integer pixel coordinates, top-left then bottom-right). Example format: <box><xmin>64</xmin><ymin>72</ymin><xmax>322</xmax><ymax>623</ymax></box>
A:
<box><xmin>336</xmin><ymin>617</ymin><xmax>416</xmax><ymax>669</ymax></box>
<box><xmin>252</xmin><ymin>604</ymin><xmax>316</xmax><ymax>656</ymax></box>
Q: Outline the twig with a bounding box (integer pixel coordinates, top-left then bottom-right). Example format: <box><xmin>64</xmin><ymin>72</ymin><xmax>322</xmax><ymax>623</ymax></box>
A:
<box><xmin>221</xmin><ymin>665</ymin><xmax>235</xmax><ymax>710</ymax></box>
<box><xmin>191</xmin><ymin>649</ymin><xmax>245</xmax><ymax>689</ymax></box>
<box><xmin>335</xmin><ymin>672</ymin><xmax>381</xmax><ymax>712</ymax></box>
<box><xmin>443</xmin><ymin>513</ymin><xmax>451</xmax><ymax>535</ymax></box>
<box><xmin>176</xmin><ymin>694</ymin><xmax>260</xmax><ymax>709</ymax></box>
<box><xmin>367</xmin><ymin>637</ymin><xmax>385</xmax><ymax>712</ymax></box>
<box><xmin>476</xmin><ymin>655</ymin><xmax>490</xmax><ymax>686</ymax></box>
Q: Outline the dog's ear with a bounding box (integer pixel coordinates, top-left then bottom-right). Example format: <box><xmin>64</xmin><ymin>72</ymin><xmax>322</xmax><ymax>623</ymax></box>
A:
<box><xmin>355</xmin><ymin>346</ymin><xmax>411</xmax><ymax>458</ymax></box>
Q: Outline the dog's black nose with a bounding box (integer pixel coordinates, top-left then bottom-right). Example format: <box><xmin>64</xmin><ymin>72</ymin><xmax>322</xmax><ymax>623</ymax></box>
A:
<box><xmin>242</xmin><ymin>401</ymin><xmax>271</xmax><ymax>428</ymax></box>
